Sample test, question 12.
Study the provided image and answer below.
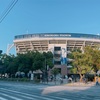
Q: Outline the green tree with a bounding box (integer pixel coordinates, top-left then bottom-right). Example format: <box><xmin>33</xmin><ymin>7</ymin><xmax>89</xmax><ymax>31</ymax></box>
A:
<box><xmin>0</xmin><ymin>50</ymin><xmax>2</xmax><ymax>54</ymax></box>
<box><xmin>83</xmin><ymin>46</ymin><xmax>100</xmax><ymax>73</ymax></box>
<box><xmin>69</xmin><ymin>46</ymin><xmax>100</xmax><ymax>81</ymax></box>
<box><xmin>0</xmin><ymin>50</ymin><xmax>54</xmax><ymax>78</ymax></box>
<box><xmin>1</xmin><ymin>54</ymin><xmax>17</xmax><ymax>77</ymax></box>
<box><xmin>32</xmin><ymin>51</ymin><xmax>45</xmax><ymax>70</ymax></box>
<box><xmin>70</xmin><ymin>49</ymin><xmax>91</xmax><ymax>81</ymax></box>
<box><xmin>43</xmin><ymin>51</ymin><xmax>54</xmax><ymax>69</ymax></box>
<box><xmin>16</xmin><ymin>52</ymin><xmax>34</xmax><ymax>73</ymax></box>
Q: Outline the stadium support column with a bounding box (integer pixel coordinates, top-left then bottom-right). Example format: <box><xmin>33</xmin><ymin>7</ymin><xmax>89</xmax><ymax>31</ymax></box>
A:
<box><xmin>81</xmin><ymin>41</ymin><xmax>85</xmax><ymax>53</ymax></box>
<box><xmin>30</xmin><ymin>41</ymin><xmax>34</xmax><ymax>51</ymax></box>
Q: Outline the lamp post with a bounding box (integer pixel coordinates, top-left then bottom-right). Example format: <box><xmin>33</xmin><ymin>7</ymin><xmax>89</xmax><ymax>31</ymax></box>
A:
<box><xmin>46</xmin><ymin>65</ymin><xmax>49</xmax><ymax>83</ymax></box>
<box><xmin>45</xmin><ymin>57</ymin><xmax>49</xmax><ymax>83</ymax></box>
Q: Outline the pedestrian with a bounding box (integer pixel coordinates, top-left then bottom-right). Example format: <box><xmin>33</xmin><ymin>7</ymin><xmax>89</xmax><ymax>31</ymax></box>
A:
<box><xmin>96</xmin><ymin>77</ymin><xmax>99</xmax><ymax>86</ymax></box>
<box><xmin>59</xmin><ymin>77</ymin><xmax>63</xmax><ymax>84</ymax></box>
<box><xmin>68</xmin><ymin>77</ymin><xmax>72</xmax><ymax>83</ymax></box>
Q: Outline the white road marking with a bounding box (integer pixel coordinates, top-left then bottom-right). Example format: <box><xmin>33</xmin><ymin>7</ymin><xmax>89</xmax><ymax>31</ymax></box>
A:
<box><xmin>0</xmin><ymin>92</ymin><xmax>23</xmax><ymax>100</ymax></box>
<box><xmin>14</xmin><ymin>94</ymin><xmax>38</xmax><ymax>100</ymax></box>
<box><xmin>0</xmin><ymin>97</ymin><xmax>8</xmax><ymax>100</ymax></box>
<box><xmin>0</xmin><ymin>88</ymin><xmax>55</xmax><ymax>100</ymax></box>
<box><xmin>0</xmin><ymin>88</ymin><xmax>71</xmax><ymax>100</ymax></box>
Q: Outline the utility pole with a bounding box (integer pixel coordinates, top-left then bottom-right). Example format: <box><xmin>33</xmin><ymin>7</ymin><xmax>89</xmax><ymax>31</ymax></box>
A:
<box><xmin>45</xmin><ymin>57</ymin><xmax>49</xmax><ymax>83</ymax></box>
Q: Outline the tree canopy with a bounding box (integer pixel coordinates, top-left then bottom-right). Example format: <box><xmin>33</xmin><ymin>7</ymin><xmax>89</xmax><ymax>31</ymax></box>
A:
<box><xmin>0</xmin><ymin>51</ymin><xmax>54</xmax><ymax>77</ymax></box>
<box><xmin>69</xmin><ymin>46</ymin><xmax>100</xmax><ymax>81</ymax></box>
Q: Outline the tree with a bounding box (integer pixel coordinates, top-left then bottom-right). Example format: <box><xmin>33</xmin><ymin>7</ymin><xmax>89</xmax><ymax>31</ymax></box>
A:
<box><xmin>32</xmin><ymin>51</ymin><xmax>45</xmax><ymax>70</ymax></box>
<box><xmin>0</xmin><ymin>50</ymin><xmax>54</xmax><ymax>78</ymax></box>
<box><xmin>83</xmin><ymin>46</ymin><xmax>100</xmax><ymax>73</ymax></box>
<box><xmin>16</xmin><ymin>52</ymin><xmax>34</xmax><ymax>73</ymax></box>
<box><xmin>43</xmin><ymin>51</ymin><xmax>54</xmax><ymax>69</ymax></box>
<box><xmin>69</xmin><ymin>46</ymin><xmax>100</xmax><ymax>81</ymax></box>
<box><xmin>0</xmin><ymin>50</ymin><xmax>2</xmax><ymax>54</ymax></box>
<box><xmin>0</xmin><ymin>54</ymin><xmax>18</xmax><ymax>77</ymax></box>
<box><xmin>70</xmin><ymin>49</ymin><xmax>91</xmax><ymax>81</ymax></box>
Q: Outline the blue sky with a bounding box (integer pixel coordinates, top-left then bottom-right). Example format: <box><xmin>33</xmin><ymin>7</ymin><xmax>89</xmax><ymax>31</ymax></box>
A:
<box><xmin>0</xmin><ymin>0</ymin><xmax>100</xmax><ymax>54</ymax></box>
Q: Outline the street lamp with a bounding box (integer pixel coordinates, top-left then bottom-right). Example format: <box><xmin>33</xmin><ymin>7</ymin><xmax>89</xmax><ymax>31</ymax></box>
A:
<box><xmin>44</xmin><ymin>57</ymin><xmax>49</xmax><ymax>83</ymax></box>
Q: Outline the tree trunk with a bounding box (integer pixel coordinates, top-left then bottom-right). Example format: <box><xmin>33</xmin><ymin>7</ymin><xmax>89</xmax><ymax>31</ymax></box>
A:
<box><xmin>79</xmin><ymin>74</ymin><xmax>83</xmax><ymax>82</ymax></box>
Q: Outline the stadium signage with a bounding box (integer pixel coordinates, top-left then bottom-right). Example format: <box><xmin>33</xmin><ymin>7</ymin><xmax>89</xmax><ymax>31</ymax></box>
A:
<box><xmin>44</xmin><ymin>34</ymin><xmax>71</xmax><ymax>37</ymax></box>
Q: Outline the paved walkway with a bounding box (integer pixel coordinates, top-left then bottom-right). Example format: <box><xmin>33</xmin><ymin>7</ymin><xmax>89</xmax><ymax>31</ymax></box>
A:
<box><xmin>40</xmin><ymin>79</ymin><xmax>69</xmax><ymax>85</ymax></box>
<box><xmin>65</xmin><ymin>82</ymin><xmax>96</xmax><ymax>86</ymax></box>
<box><xmin>41</xmin><ymin>80</ymin><xmax>96</xmax><ymax>87</ymax></box>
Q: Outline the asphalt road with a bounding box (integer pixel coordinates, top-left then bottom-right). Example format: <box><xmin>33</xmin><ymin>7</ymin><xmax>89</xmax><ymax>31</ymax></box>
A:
<box><xmin>0</xmin><ymin>81</ymin><xmax>99</xmax><ymax>100</ymax></box>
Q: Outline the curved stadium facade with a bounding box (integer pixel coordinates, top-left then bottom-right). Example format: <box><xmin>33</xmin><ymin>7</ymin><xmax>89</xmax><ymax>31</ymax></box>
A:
<box><xmin>14</xmin><ymin>33</ymin><xmax>100</xmax><ymax>75</ymax></box>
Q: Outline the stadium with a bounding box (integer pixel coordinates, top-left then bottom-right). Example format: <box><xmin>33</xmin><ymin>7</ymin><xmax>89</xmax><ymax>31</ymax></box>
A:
<box><xmin>13</xmin><ymin>33</ymin><xmax>100</xmax><ymax>75</ymax></box>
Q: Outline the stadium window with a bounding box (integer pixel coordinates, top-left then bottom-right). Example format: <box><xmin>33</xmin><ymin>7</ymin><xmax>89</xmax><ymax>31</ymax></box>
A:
<box><xmin>54</xmin><ymin>47</ymin><xmax>61</xmax><ymax>51</ymax></box>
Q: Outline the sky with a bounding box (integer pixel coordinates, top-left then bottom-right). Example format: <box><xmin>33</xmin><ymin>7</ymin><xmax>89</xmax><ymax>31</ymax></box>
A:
<box><xmin>0</xmin><ymin>0</ymin><xmax>100</xmax><ymax>55</ymax></box>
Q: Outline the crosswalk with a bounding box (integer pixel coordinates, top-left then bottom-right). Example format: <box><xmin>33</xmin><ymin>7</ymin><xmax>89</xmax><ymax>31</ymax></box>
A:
<box><xmin>0</xmin><ymin>82</ymin><xmax>99</xmax><ymax>100</ymax></box>
<box><xmin>0</xmin><ymin>88</ymin><xmax>70</xmax><ymax>100</ymax></box>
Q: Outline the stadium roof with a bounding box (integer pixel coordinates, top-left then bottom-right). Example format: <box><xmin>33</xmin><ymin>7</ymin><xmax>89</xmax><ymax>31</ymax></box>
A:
<box><xmin>14</xmin><ymin>33</ymin><xmax>100</xmax><ymax>40</ymax></box>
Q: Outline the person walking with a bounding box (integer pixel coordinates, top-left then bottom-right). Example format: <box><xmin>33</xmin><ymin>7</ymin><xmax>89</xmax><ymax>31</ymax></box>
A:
<box><xmin>59</xmin><ymin>77</ymin><xmax>63</xmax><ymax>84</ymax></box>
<box><xmin>96</xmin><ymin>77</ymin><xmax>99</xmax><ymax>86</ymax></box>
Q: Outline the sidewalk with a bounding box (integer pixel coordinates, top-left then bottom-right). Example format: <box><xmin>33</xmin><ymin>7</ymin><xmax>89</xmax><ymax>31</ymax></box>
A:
<box><xmin>40</xmin><ymin>81</ymin><xmax>61</xmax><ymax>86</ymax></box>
<box><xmin>40</xmin><ymin>79</ymin><xmax>68</xmax><ymax>85</ymax></box>
<box><xmin>42</xmin><ymin>82</ymin><xmax>98</xmax><ymax>95</ymax></box>
<box><xmin>64</xmin><ymin>82</ymin><xmax>96</xmax><ymax>86</ymax></box>
<box><xmin>40</xmin><ymin>80</ymin><xmax>96</xmax><ymax>87</ymax></box>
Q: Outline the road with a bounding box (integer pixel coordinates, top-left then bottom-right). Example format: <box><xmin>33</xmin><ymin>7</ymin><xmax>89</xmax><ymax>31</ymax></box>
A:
<box><xmin>0</xmin><ymin>81</ymin><xmax>99</xmax><ymax>100</ymax></box>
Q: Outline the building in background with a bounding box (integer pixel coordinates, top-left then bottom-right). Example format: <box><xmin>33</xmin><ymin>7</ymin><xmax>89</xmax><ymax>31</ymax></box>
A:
<box><xmin>13</xmin><ymin>33</ymin><xmax>100</xmax><ymax>76</ymax></box>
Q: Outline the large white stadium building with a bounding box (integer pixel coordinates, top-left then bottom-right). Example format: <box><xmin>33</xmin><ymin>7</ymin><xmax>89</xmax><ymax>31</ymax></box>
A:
<box><xmin>13</xmin><ymin>33</ymin><xmax>100</xmax><ymax>75</ymax></box>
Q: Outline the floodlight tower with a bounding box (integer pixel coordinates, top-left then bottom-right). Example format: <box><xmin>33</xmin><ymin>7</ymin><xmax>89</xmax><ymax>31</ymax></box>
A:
<box><xmin>6</xmin><ymin>44</ymin><xmax>14</xmax><ymax>55</ymax></box>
